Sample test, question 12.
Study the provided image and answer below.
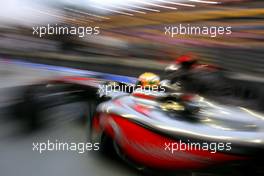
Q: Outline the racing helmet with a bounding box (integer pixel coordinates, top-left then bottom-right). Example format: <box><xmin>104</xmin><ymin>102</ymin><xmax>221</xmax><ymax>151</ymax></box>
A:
<box><xmin>175</xmin><ymin>54</ymin><xmax>197</xmax><ymax>69</ymax></box>
<box><xmin>137</xmin><ymin>72</ymin><xmax>160</xmax><ymax>88</ymax></box>
<box><xmin>165</xmin><ymin>54</ymin><xmax>197</xmax><ymax>73</ymax></box>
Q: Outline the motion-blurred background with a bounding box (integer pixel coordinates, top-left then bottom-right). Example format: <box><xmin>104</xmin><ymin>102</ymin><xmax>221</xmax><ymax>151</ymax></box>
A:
<box><xmin>0</xmin><ymin>0</ymin><xmax>263</xmax><ymax>176</ymax></box>
<box><xmin>0</xmin><ymin>0</ymin><xmax>263</xmax><ymax>75</ymax></box>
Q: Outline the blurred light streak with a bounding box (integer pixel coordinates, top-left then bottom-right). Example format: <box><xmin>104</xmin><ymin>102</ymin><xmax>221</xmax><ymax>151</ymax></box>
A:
<box><xmin>134</xmin><ymin>0</ymin><xmax>178</xmax><ymax>10</ymax></box>
<box><xmin>125</xmin><ymin>4</ymin><xmax>160</xmax><ymax>12</ymax></box>
<box><xmin>68</xmin><ymin>12</ymin><xmax>101</xmax><ymax>22</ymax></box>
<box><xmin>187</xmin><ymin>0</ymin><xmax>220</xmax><ymax>4</ymax></box>
<box><xmin>240</xmin><ymin>107</ymin><xmax>264</xmax><ymax>120</ymax></box>
<box><xmin>155</xmin><ymin>0</ymin><xmax>196</xmax><ymax>7</ymax></box>
<box><xmin>90</xmin><ymin>5</ymin><xmax>134</xmax><ymax>16</ymax></box>
<box><xmin>64</xmin><ymin>7</ymin><xmax>110</xmax><ymax>20</ymax></box>
<box><xmin>99</xmin><ymin>5</ymin><xmax>147</xmax><ymax>14</ymax></box>
<box><xmin>28</xmin><ymin>8</ymin><xmax>76</xmax><ymax>22</ymax></box>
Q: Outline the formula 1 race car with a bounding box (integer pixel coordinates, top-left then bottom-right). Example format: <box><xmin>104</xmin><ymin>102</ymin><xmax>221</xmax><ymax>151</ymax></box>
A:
<box><xmin>12</xmin><ymin>72</ymin><xmax>264</xmax><ymax>174</ymax></box>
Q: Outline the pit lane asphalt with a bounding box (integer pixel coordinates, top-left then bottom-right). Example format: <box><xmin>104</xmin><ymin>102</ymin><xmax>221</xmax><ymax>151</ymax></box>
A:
<box><xmin>0</xmin><ymin>62</ymin><xmax>141</xmax><ymax>176</ymax></box>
